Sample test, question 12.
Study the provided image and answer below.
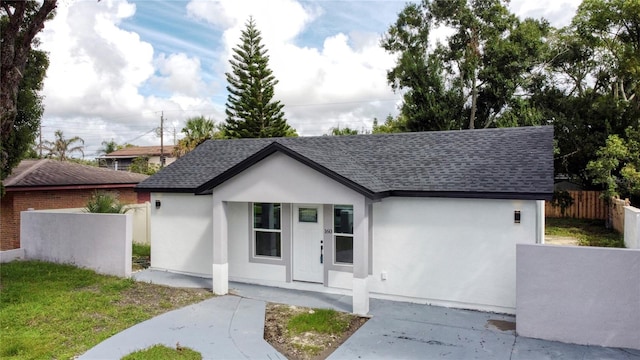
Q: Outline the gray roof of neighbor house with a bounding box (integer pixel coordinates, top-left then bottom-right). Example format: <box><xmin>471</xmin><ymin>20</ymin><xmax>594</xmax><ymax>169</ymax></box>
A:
<box><xmin>136</xmin><ymin>126</ymin><xmax>554</xmax><ymax>200</ymax></box>
<box><xmin>4</xmin><ymin>159</ymin><xmax>148</xmax><ymax>189</ymax></box>
<box><xmin>100</xmin><ymin>145</ymin><xmax>176</xmax><ymax>159</ymax></box>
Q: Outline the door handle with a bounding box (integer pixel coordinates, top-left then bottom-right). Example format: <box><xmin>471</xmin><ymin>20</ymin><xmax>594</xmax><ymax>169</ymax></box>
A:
<box><xmin>320</xmin><ymin>243</ymin><xmax>324</xmax><ymax>264</ymax></box>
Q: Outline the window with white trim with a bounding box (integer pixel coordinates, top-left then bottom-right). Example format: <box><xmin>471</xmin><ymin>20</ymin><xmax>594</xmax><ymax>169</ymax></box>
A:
<box><xmin>253</xmin><ymin>203</ymin><xmax>281</xmax><ymax>258</ymax></box>
<box><xmin>334</xmin><ymin>205</ymin><xmax>353</xmax><ymax>264</ymax></box>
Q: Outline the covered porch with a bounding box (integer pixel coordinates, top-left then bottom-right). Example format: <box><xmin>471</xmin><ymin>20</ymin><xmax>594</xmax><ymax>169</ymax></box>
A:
<box><xmin>207</xmin><ymin>152</ymin><xmax>374</xmax><ymax>315</ymax></box>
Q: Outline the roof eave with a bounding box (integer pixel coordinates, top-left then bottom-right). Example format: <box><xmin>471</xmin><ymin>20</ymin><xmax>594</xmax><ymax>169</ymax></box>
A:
<box><xmin>388</xmin><ymin>190</ymin><xmax>553</xmax><ymax>201</ymax></box>
<box><xmin>5</xmin><ymin>183</ymin><xmax>142</xmax><ymax>192</ymax></box>
<box><xmin>134</xmin><ymin>186</ymin><xmax>197</xmax><ymax>193</ymax></box>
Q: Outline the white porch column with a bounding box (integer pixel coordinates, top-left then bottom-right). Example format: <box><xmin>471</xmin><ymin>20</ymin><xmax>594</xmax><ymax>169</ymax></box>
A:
<box><xmin>212</xmin><ymin>196</ymin><xmax>228</xmax><ymax>295</ymax></box>
<box><xmin>352</xmin><ymin>199</ymin><xmax>370</xmax><ymax>315</ymax></box>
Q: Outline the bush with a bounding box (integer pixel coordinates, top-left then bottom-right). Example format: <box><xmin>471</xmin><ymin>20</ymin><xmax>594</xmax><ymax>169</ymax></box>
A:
<box><xmin>84</xmin><ymin>191</ymin><xmax>126</xmax><ymax>214</ymax></box>
<box><xmin>551</xmin><ymin>190</ymin><xmax>574</xmax><ymax>216</ymax></box>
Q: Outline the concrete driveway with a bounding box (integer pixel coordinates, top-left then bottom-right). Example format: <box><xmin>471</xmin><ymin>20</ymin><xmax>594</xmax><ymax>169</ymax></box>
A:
<box><xmin>80</xmin><ymin>271</ymin><xmax>640</xmax><ymax>359</ymax></box>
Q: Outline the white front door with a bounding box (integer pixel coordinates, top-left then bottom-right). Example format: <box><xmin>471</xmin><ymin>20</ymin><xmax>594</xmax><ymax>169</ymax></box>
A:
<box><xmin>293</xmin><ymin>204</ymin><xmax>324</xmax><ymax>283</ymax></box>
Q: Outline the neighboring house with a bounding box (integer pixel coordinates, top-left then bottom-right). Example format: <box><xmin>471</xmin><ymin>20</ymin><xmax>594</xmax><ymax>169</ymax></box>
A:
<box><xmin>1</xmin><ymin>159</ymin><xmax>148</xmax><ymax>250</ymax></box>
<box><xmin>99</xmin><ymin>145</ymin><xmax>176</xmax><ymax>171</ymax></box>
<box><xmin>136</xmin><ymin>126</ymin><xmax>553</xmax><ymax>315</ymax></box>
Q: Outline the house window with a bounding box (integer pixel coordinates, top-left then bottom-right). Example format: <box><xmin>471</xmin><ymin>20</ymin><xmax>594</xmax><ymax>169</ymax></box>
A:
<box><xmin>253</xmin><ymin>203</ymin><xmax>281</xmax><ymax>258</ymax></box>
<box><xmin>298</xmin><ymin>207</ymin><xmax>318</xmax><ymax>223</ymax></box>
<box><xmin>334</xmin><ymin>205</ymin><xmax>353</xmax><ymax>264</ymax></box>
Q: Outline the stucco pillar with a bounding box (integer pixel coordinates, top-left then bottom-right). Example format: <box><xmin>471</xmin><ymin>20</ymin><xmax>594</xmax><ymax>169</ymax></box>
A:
<box><xmin>536</xmin><ymin>200</ymin><xmax>545</xmax><ymax>244</ymax></box>
<box><xmin>212</xmin><ymin>197</ymin><xmax>228</xmax><ymax>295</ymax></box>
<box><xmin>352</xmin><ymin>199</ymin><xmax>370</xmax><ymax>315</ymax></box>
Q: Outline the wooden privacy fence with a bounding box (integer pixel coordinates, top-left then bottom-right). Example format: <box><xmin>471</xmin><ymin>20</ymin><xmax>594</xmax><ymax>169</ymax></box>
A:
<box><xmin>611</xmin><ymin>197</ymin><xmax>631</xmax><ymax>234</ymax></box>
<box><xmin>545</xmin><ymin>190</ymin><xmax>608</xmax><ymax>220</ymax></box>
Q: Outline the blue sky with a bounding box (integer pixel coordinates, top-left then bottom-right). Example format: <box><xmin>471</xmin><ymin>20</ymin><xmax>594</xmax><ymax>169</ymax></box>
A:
<box><xmin>37</xmin><ymin>0</ymin><xmax>581</xmax><ymax>157</ymax></box>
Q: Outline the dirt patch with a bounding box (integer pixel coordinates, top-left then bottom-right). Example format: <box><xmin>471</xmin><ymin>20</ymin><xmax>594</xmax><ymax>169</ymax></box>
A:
<box><xmin>486</xmin><ymin>319</ymin><xmax>516</xmax><ymax>331</ymax></box>
<box><xmin>544</xmin><ymin>235</ymin><xmax>580</xmax><ymax>246</ymax></box>
<box><xmin>116</xmin><ymin>282</ymin><xmax>212</xmax><ymax>315</ymax></box>
<box><xmin>264</xmin><ymin>303</ymin><xmax>368</xmax><ymax>360</ymax></box>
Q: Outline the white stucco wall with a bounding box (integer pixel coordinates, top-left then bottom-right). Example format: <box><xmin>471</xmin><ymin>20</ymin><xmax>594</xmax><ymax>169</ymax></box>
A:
<box><xmin>624</xmin><ymin>206</ymin><xmax>640</xmax><ymax>249</ymax></box>
<box><xmin>150</xmin><ymin>193</ymin><xmax>213</xmax><ymax>276</ymax></box>
<box><xmin>213</xmin><ymin>152</ymin><xmax>365</xmax><ymax>205</ymax></box>
<box><xmin>21</xmin><ymin>210</ymin><xmax>132</xmax><ymax>277</ymax></box>
<box><xmin>227</xmin><ymin>202</ymin><xmax>286</xmax><ymax>282</ymax></box>
<box><xmin>517</xmin><ymin>244</ymin><xmax>640</xmax><ymax>349</ymax></box>
<box><xmin>369</xmin><ymin>197</ymin><xmax>538</xmax><ymax>314</ymax></box>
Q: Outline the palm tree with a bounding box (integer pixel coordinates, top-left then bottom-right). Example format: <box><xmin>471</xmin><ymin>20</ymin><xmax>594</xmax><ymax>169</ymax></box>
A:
<box><xmin>42</xmin><ymin>130</ymin><xmax>84</xmax><ymax>160</ymax></box>
<box><xmin>173</xmin><ymin>116</ymin><xmax>221</xmax><ymax>157</ymax></box>
<box><xmin>98</xmin><ymin>140</ymin><xmax>119</xmax><ymax>156</ymax></box>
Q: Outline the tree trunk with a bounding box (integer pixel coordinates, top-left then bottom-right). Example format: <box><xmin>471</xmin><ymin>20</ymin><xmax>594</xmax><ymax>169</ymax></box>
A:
<box><xmin>468</xmin><ymin>70</ymin><xmax>477</xmax><ymax>129</ymax></box>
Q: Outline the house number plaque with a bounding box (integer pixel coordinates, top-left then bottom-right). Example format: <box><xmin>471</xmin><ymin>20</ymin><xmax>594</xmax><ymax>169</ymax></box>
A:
<box><xmin>324</xmin><ymin>229</ymin><xmax>332</xmax><ymax>234</ymax></box>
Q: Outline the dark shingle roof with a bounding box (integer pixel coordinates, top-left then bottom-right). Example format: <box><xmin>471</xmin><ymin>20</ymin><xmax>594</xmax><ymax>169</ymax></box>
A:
<box><xmin>136</xmin><ymin>126</ymin><xmax>554</xmax><ymax>200</ymax></box>
<box><xmin>4</xmin><ymin>159</ymin><xmax>148</xmax><ymax>188</ymax></box>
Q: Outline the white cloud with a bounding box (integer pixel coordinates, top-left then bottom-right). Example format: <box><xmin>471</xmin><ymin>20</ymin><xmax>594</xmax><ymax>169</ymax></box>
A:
<box><xmin>510</xmin><ymin>0</ymin><xmax>582</xmax><ymax>28</ymax></box>
<box><xmin>38</xmin><ymin>0</ymin><xmax>222</xmax><ymax>154</ymax></box>
<box><xmin>151</xmin><ymin>53</ymin><xmax>207</xmax><ymax>97</ymax></box>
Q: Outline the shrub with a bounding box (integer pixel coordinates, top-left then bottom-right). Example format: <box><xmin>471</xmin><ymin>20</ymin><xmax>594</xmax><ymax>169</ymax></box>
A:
<box><xmin>84</xmin><ymin>191</ymin><xmax>126</xmax><ymax>214</ymax></box>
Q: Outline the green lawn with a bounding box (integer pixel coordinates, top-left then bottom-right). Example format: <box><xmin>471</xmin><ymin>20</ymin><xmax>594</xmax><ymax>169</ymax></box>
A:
<box><xmin>122</xmin><ymin>344</ymin><xmax>201</xmax><ymax>359</ymax></box>
<box><xmin>545</xmin><ymin>217</ymin><xmax>625</xmax><ymax>247</ymax></box>
<box><xmin>0</xmin><ymin>261</ymin><xmax>211</xmax><ymax>359</ymax></box>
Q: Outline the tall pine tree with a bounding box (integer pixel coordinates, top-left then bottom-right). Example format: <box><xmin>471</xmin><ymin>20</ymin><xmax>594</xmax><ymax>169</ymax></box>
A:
<box><xmin>223</xmin><ymin>17</ymin><xmax>295</xmax><ymax>138</ymax></box>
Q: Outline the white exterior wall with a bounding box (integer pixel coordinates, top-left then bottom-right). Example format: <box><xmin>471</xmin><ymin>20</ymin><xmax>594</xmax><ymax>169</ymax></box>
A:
<box><xmin>227</xmin><ymin>202</ymin><xmax>286</xmax><ymax>282</ymax></box>
<box><xmin>370</xmin><ymin>197</ymin><xmax>538</xmax><ymax>314</ymax></box>
<box><xmin>148</xmin><ymin>155</ymin><xmax>176</xmax><ymax>167</ymax></box>
<box><xmin>150</xmin><ymin>193</ymin><xmax>213</xmax><ymax>276</ymax></box>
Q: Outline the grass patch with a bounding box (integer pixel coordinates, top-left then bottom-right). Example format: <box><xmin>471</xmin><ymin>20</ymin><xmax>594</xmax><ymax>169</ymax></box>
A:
<box><xmin>546</xmin><ymin>218</ymin><xmax>624</xmax><ymax>247</ymax></box>
<box><xmin>121</xmin><ymin>344</ymin><xmax>201</xmax><ymax>360</ymax></box>
<box><xmin>0</xmin><ymin>260</ymin><xmax>212</xmax><ymax>360</ymax></box>
<box><xmin>287</xmin><ymin>308</ymin><xmax>350</xmax><ymax>335</ymax></box>
<box><xmin>265</xmin><ymin>304</ymin><xmax>367</xmax><ymax>360</ymax></box>
<box><xmin>133</xmin><ymin>243</ymin><xmax>151</xmax><ymax>257</ymax></box>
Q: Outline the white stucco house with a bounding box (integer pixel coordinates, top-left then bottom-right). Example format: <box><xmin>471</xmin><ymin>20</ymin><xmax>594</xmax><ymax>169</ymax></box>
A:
<box><xmin>136</xmin><ymin>126</ymin><xmax>553</xmax><ymax>315</ymax></box>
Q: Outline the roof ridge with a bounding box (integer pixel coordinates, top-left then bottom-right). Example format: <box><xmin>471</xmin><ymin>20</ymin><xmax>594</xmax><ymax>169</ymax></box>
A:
<box><xmin>4</xmin><ymin>159</ymin><xmax>48</xmax><ymax>186</ymax></box>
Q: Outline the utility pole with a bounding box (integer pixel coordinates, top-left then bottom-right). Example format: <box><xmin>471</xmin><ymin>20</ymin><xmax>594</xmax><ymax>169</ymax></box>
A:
<box><xmin>173</xmin><ymin>126</ymin><xmax>177</xmax><ymax>145</ymax></box>
<box><xmin>160</xmin><ymin>111</ymin><xmax>165</xmax><ymax>168</ymax></box>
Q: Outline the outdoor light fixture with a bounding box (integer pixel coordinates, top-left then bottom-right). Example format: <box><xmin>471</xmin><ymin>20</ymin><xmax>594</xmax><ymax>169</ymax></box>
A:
<box><xmin>514</xmin><ymin>210</ymin><xmax>521</xmax><ymax>224</ymax></box>
<box><xmin>155</xmin><ymin>200</ymin><xmax>161</xmax><ymax>209</ymax></box>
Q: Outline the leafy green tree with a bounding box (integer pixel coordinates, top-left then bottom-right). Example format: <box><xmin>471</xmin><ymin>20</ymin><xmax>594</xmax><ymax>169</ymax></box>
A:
<box><xmin>129</xmin><ymin>156</ymin><xmax>159</xmax><ymax>176</ymax></box>
<box><xmin>2</xmin><ymin>48</ymin><xmax>48</xmax><ymax>175</ymax></box>
<box><xmin>572</xmin><ymin>0</ymin><xmax>639</xmax><ymax>108</ymax></box>
<box><xmin>372</xmin><ymin>115</ymin><xmax>407</xmax><ymax>134</ymax></box>
<box><xmin>382</xmin><ymin>0</ymin><xmax>549</xmax><ymax>130</ymax></box>
<box><xmin>328</xmin><ymin>126</ymin><xmax>359</xmax><ymax>136</ymax></box>
<box><xmin>587</xmin><ymin>128</ymin><xmax>640</xmax><ymax>203</ymax></box>
<box><xmin>531</xmin><ymin>0</ymin><xmax>640</xmax><ymax>186</ymax></box>
<box><xmin>1</xmin><ymin>0</ymin><xmax>57</xmax><ymax>184</ymax></box>
<box><xmin>41</xmin><ymin>130</ymin><xmax>84</xmax><ymax>160</ymax></box>
<box><xmin>223</xmin><ymin>17</ymin><xmax>295</xmax><ymax>138</ymax></box>
<box><xmin>173</xmin><ymin>116</ymin><xmax>222</xmax><ymax>157</ymax></box>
